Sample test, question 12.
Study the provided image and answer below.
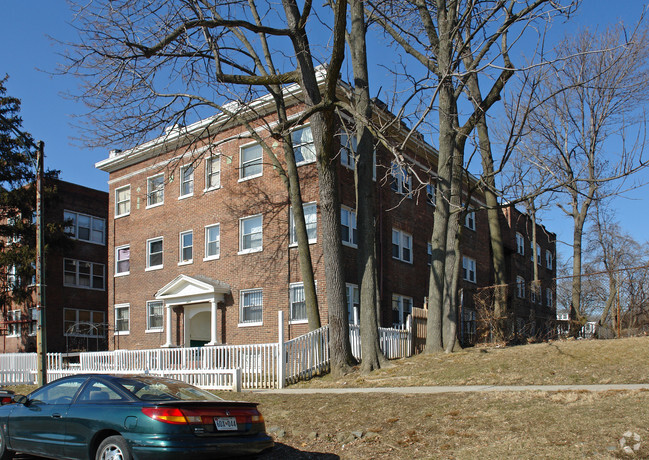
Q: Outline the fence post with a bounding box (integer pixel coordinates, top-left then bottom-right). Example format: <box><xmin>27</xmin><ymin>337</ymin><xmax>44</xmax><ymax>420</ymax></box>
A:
<box><xmin>277</xmin><ymin>310</ymin><xmax>285</xmax><ymax>389</ymax></box>
<box><xmin>232</xmin><ymin>368</ymin><xmax>242</xmax><ymax>392</ymax></box>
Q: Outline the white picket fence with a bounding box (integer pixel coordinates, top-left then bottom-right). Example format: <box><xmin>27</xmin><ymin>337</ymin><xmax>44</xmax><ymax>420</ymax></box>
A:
<box><xmin>1</xmin><ymin>312</ymin><xmax>411</xmax><ymax>390</ymax></box>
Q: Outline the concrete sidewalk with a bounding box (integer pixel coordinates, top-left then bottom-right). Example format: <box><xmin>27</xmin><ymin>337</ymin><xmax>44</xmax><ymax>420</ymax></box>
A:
<box><xmin>252</xmin><ymin>383</ymin><xmax>649</xmax><ymax>394</ymax></box>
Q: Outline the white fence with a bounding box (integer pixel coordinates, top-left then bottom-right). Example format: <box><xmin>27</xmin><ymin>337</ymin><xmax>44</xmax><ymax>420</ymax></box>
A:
<box><xmin>1</xmin><ymin>312</ymin><xmax>412</xmax><ymax>390</ymax></box>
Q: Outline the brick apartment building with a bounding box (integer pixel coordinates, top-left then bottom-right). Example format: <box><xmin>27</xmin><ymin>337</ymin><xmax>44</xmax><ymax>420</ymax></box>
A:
<box><xmin>1</xmin><ymin>180</ymin><xmax>109</xmax><ymax>353</ymax></box>
<box><xmin>95</xmin><ymin>84</ymin><xmax>556</xmax><ymax>350</ymax></box>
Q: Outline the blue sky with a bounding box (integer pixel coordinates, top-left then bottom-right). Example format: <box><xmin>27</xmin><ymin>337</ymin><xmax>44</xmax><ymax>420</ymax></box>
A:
<box><xmin>2</xmin><ymin>1</ymin><xmax>648</xmax><ymax>262</ymax></box>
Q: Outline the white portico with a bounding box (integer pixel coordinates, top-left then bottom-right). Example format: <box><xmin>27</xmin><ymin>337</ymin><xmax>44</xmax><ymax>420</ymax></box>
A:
<box><xmin>155</xmin><ymin>274</ymin><xmax>230</xmax><ymax>347</ymax></box>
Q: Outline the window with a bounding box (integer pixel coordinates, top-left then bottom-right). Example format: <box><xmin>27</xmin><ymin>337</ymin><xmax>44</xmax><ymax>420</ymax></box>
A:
<box><xmin>290</xmin><ymin>203</ymin><xmax>317</xmax><ymax>245</ymax></box>
<box><xmin>240</xmin><ymin>289</ymin><xmax>263</xmax><ymax>325</ymax></box>
<box><xmin>465</xmin><ymin>210</ymin><xmax>476</xmax><ymax>231</ymax></box>
<box><xmin>179</xmin><ymin>164</ymin><xmax>194</xmax><ymax>198</ymax></box>
<box><xmin>146</xmin><ymin>301</ymin><xmax>164</xmax><ymax>331</ymax></box>
<box><xmin>77</xmin><ymin>381</ymin><xmax>125</xmax><ymax>402</ymax></box>
<box><xmin>239</xmin><ymin>215</ymin><xmax>263</xmax><ymax>254</ymax></box>
<box><xmin>64</xmin><ymin>308</ymin><xmax>105</xmax><ymax>337</ymax></box>
<box><xmin>206</xmin><ymin>155</ymin><xmax>221</xmax><ymax>190</ymax></box>
<box><xmin>7</xmin><ymin>216</ymin><xmax>21</xmax><ymax>244</ymax></box>
<box><xmin>115</xmin><ymin>185</ymin><xmax>131</xmax><ymax>218</ymax></box>
<box><xmin>427</xmin><ymin>243</ymin><xmax>433</xmax><ymax>265</ymax></box>
<box><xmin>536</xmin><ymin>243</ymin><xmax>542</xmax><ymax>264</ymax></box>
<box><xmin>340</xmin><ymin>131</ymin><xmax>357</xmax><ymax>169</ymax></box>
<box><xmin>205</xmin><ymin>224</ymin><xmax>220</xmax><ymax>260</ymax></box>
<box><xmin>29</xmin><ymin>307</ymin><xmax>37</xmax><ymax>336</ymax></box>
<box><xmin>516</xmin><ymin>233</ymin><xmax>525</xmax><ymax>255</ymax></box>
<box><xmin>7</xmin><ymin>310</ymin><xmax>20</xmax><ymax>337</ymax></box>
<box><xmin>546</xmin><ymin>250</ymin><xmax>553</xmax><ymax>270</ymax></box>
<box><xmin>531</xmin><ymin>285</ymin><xmax>538</xmax><ymax>303</ymax></box>
<box><xmin>115</xmin><ymin>304</ymin><xmax>130</xmax><ymax>334</ymax></box>
<box><xmin>292</xmin><ymin>126</ymin><xmax>316</xmax><ymax>165</ymax></box>
<box><xmin>64</xmin><ymin>211</ymin><xmax>106</xmax><ymax>245</ymax></box>
<box><xmin>462</xmin><ymin>256</ymin><xmax>476</xmax><ymax>283</ymax></box>
<box><xmin>289</xmin><ymin>283</ymin><xmax>308</xmax><ymax>323</ymax></box>
<box><xmin>115</xmin><ymin>245</ymin><xmax>130</xmax><ymax>275</ymax></box>
<box><xmin>179</xmin><ymin>231</ymin><xmax>193</xmax><ymax>264</ymax></box>
<box><xmin>64</xmin><ymin>259</ymin><xmax>105</xmax><ymax>290</ymax></box>
<box><xmin>546</xmin><ymin>288</ymin><xmax>553</xmax><ymax>307</ymax></box>
<box><xmin>390</xmin><ymin>161</ymin><xmax>411</xmax><ymax>196</ymax></box>
<box><xmin>516</xmin><ymin>276</ymin><xmax>526</xmax><ymax>298</ymax></box>
<box><xmin>392</xmin><ymin>229</ymin><xmax>413</xmax><ymax>263</ymax></box>
<box><xmin>346</xmin><ymin>283</ymin><xmax>360</xmax><ymax>325</ymax></box>
<box><xmin>426</xmin><ymin>183</ymin><xmax>436</xmax><ymax>206</ymax></box>
<box><xmin>341</xmin><ymin>206</ymin><xmax>358</xmax><ymax>247</ymax></box>
<box><xmin>28</xmin><ymin>377</ymin><xmax>85</xmax><ymax>405</ymax></box>
<box><xmin>147</xmin><ymin>174</ymin><xmax>164</xmax><ymax>207</ymax></box>
<box><xmin>147</xmin><ymin>237</ymin><xmax>164</xmax><ymax>269</ymax></box>
<box><xmin>6</xmin><ymin>265</ymin><xmax>17</xmax><ymax>289</ymax></box>
<box><xmin>240</xmin><ymin>143</ymin><xmax>263</xmax><ymax>180</ymax></box>
<box><xmin>392</xmin><ymin>294</ymin><xmax>413</xmax><ymax>327</ymax></box>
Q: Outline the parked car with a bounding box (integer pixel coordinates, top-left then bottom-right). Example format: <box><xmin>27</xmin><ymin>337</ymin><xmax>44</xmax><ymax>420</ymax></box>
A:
<box><xmin>0</xmin><ymin>374</ymin><xmax>273</xmax><ymax>460</ymax></box>
<box><xmin>0</xmin><ymin>390</ymin><xmax>13</xmax><ymax>405</ymax></box>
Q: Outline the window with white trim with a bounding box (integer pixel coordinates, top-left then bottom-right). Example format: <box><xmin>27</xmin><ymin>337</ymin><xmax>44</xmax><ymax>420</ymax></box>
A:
<box><xmin>240</xmin><ymin>289</ymin><xmax>263</xmax><ymax>325</ymax></box>
<box><xmin>64</xmin><ymin>211</ymin><xmax>106</xmax><ymax>245</ymax></box>
<box><xmin>115</xmin><ymin>185</ymin><xmax>131</xmax><ymax>218</ymax></box>
<box><xmin>6</xmin><ymin>265</ymin><xmax>17</xmax><ymax>289</ymax></box>
<box><xmin>465</xmin><ymin>210</ymin><xmax>476</xmax><ymax>231</ymax></box>
<box><xmin>64</xmin><ymin>259</ymin><xmax>105</xmax><ymax>290</ymax></box>
<box><xmin>146</xmin><ymin>301</ymin><xmax>164</xmax><ymax>331</ymax></box>
<box><xmin>392</xmin><ymin>229</ymin><xmax>413</xmax><ymax>263</ymax></box>
<box><xmin>341</xmin><ymin>206</ymin><xmax>358</xmax><ymax>247</ymax></box>
<box><xmin>239</xmin><ymin>215</ymin><xmax>263</xmax><ymax>253</ymax></box>
<box><xmin>546</xmin><ymin>250</ymin><xmax>553</xmax><ymax>270</ymax></box>
<box><xmin>292</xmin><ymin>126</ymin><xmax>316</xmax><ymax>165</ymax></box>
<box><xmin>462</xmin><ymin>256</ymin><xmax>476</xmax><ymax>283</ymax></box>
<box><xmin>392</xmin><ymin>294</ymin><xmax>413</xmax><ymax>327</ymax></box>
<box><xmin>290</xmin><ymin>203</ymin><xmax>317</xmax><ymax>245</ymax></box>
<box><xmin>346</xmin><ymin>283</ymin><xmax>360</xmax><ymax>325</ymax></box>
<box><xmin>179</xmin><ymin>231</ymin><xmax>193</xmax><ymax>264</ymax></box>
<box><xmin>340</xmin><ymin>131</ymin><xmax>357</xmax><ymax>169</ymax></box>
<box><xmin>29</xmin><ymin>307</ymin><xmax>37</xmax><ymax>336</ymax></box>
<box><xmin>64</xmin><ymin>308</ymin><xmax>105</xmax><ymax>337</ymax></box>
<box><xmin>6</xmin><ymin>216</ymin><xmax>21</xmax><ymax>244</ymax></box>
<box><xmin>7</xmin><ymin>310</ymin><xmax>20</xmax><ymax>337</ymax></box>
<box><xmin>114</xmin><ymin>304</ymin><xmax>130</xmax><ymax>334</ymax></box>
<box><xmin>390</xmin><ymin>161</ymin><xmax>411</xmax><ymax>196</ymax></box>
<box><xmin>146</xmin><ymin>237</ymin><xmax>163</xmax><ymax>269</ymax></box>
<box><xmin>179</xmin><ymin>164</ymin><xmax>194</xmax><ymax>198</ymax></box>
<box><xmin>289</xmin><ymin>283</ymin><xmax>308</xmax><ymax>323</ymax></box>
<box><xmin>205</xmin><ymin>224</ymin><xmax>220</xmax><ymax>259</ymax></box>
<box><xmin>146</xmin><ymin>174</ymin><xmax>164</xmax><ymax>207</ymax></box>
<box><xmin>516</xmin><ymin>276</ymin><xmax>526</xmax><ymax>298</ymax></box>
<box><xmin>516</xmin><ymin>233</ymin><xmax>525</xmax><ymax>255</ymax></box>
<box><xmin>115</xmin><ymin>245</ymin><xmax>130</xmax><ymax>275</ymax></box>
<box><xmin>426</xmin><ymin>183</ymin><xmax>436</xmax><ymax>206</ymax></box>
<box><xmin>206</xmin><ymin>155</ymin><xmax>221</xmax><ymax>190</ymax></box>
<box><xmin>240</xmin><ymin>143</ymin><xmax>263</xmax><ymax>180</ymax></box>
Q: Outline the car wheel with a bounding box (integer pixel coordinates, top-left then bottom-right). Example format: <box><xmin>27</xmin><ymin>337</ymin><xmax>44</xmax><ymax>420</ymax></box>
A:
<box><xmin>95</xmin><ymin>435</ymin><xmax>132</xmax><ymax>460</ymax></box>
<box><xmin>0</xmin><ymin>430</ymin><xmax>14</xmax><ymax>460</ymax></box>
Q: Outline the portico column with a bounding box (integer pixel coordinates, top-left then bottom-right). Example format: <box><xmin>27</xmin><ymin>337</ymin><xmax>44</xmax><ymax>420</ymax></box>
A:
<box><xmin>207</xmin><ymin>299</ymin><xmax>218</xmax><ymax>346</ymax></box>
<box><xmin>162</xmin><ymin>303</ymin><xmax>174</xmax><ymax>347</ymax></box>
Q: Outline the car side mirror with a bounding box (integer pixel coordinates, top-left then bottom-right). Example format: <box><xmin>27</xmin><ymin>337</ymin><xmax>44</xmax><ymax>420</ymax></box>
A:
<box><xmin>13</xmin><ymin>395</ymin><xmax>28</xmax><ymax>405</ymax></box>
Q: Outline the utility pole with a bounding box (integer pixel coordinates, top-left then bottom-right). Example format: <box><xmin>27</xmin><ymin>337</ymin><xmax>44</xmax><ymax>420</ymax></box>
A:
<box><xmin>35</xmin><ymin>140</ymin><xmax>47</xmax><ymax>386</ymax></box>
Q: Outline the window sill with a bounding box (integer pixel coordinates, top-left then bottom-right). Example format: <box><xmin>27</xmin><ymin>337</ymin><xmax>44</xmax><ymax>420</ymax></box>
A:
<box><xmin>289</xmin><ymin>240</ymin><xmax>317</xmax><ymax>248</ymax></box>
<box><xmin>114</xmin><ymin>272</ymin><xmax>130</xmax><ymax>278</ymax></box>
<box><xmin>238</xmin><ymin>173</ymin><xmax>263</xmax><ymax>183</ymax></box>
<box><xmin>204</xmin><ymin>186</ymin><xmax>222</xmax><ymax>193</ymax></box>
<box><xmin>342</xmin><ymin>242</ymin><xmax>358</xmax><ymax>249</ymax></box>
<box><xmin>203</xmin><ymin>255</ymin><xmax>220</xmax><ymax>261</ymax></box>
<box><xmin>392</xmin><ymin>257</ymin><xmax>413</xmax><ymax>264</ymax></box>
<box><xmin>238</xmin><ymin>322</ymin><xmax>263</xmax><ymax>328</ymax></box>
<box><xmin>146</xmin><ymin>202</ymin><xmax>164</xmax><ymax>210</ymax></box>
<box><xmin>114</xmin><ymin>331</ymin><xmax>130</xmax><ymax>336</ymax></box>
<box><xmin>289</xmin><ymin>319</ymin><xmax>308</xmax><ymax>325</ymax></box>
<box><xmin>178</xmin><ymin>194</ymin><xmax>193</xmax><ymax>201</ymax></box>
<box><xmin>178</xmin><ymin>260</ymin><xmax>193</xmax><ymax>266</ymax></box>
<box><xmin>114</xmin><ymin>213</ymin><xmax>130</xmax><ymax>219</ymax></box>
<box><xmin>238</xmin><ymin>248</ymin><xmax>263</xmax><ymax>255</ymax></box>
<box><xmin>146</xmin><ymin>329</ymin><xmax>163</xmax><ymax>334</ymax></box>
<box><xmin>145</xmin><ymin>266</ymin><xmax>163</xmax><ymax>272</ymax></box>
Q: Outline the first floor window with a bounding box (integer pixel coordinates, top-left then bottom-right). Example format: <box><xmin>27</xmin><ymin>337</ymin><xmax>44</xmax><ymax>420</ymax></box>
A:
<box><xmin>240</xmin><ymin>289</ymin><xmax>263</xmax><ymax>324</ymax></box>
<box><xmin>516</xmin><ymin>276</ymin><xmax>526</xmax><ymax>298</ymax></box>
<box><xmin>392</xmin><ymin>229</ymin><xmax>413</xmax><ymax>263</ymax></box>
<box><xmin>116</xmin><ymin>245</ymin><xmax>130</xmax><ymax>275</ymax></box>
<box><xmin>147</xmin><ymin>237</ymin><xmax>163</xmax><ymax>269</ymax></box>
<box><xmin>392</xmin><ymin>294</ymin><xmax>413</xmax><ymax>327</ymax></box>
<box><xmin>64</xmin><ymin>308</ymin><xmax>105</xmax><ymax>337</ymax></box>
<box><xmin>7</xmin><ymin>310</ymin><xmax>21</xmax><ymax>337</ymax></box>
<box><xmin>179</xmin><ymin>231</ymin><xmax>193</xmax><ymax>263</ymax></box>
<box><xmin>289</xmin><ymin>283</ymin><xmax>308</xmax><ymax>323</ymax></box>
<box><xmin>290</xmin><ymin>203</ymin><xmax>317</xmax><ymax>245</ymax></box>
<box><xmin>205</xmin><ymin>224</ymin><xmax>220</xmax><ymax>259</ymax></box>
<box><xmin>341</xmin><ymin>206</ymin><xmax>358</xmax><ymax>247</ymax></box>
<box><xmin>462</xmin><ymin>256</ymin><xmax>476</xmax><ymax>283</ymax></box>
<box><xmin>240</xmin><ymin>215</ymin><xmax>263</xmax><ymax>253</ymax></box>
<box><xmin>115</xmin><ymin>304</ymin><xmax>130</xmax><ymax>334</ymax></box>
<box><xmin>146</xmin><ymin>301</ymin><xmax>164</xmax><ymax>331</ymax></box>
<box><xmin>346</xmin><ymin>283</ymin><xmax>360</xmax><ymax>325</ymax></box>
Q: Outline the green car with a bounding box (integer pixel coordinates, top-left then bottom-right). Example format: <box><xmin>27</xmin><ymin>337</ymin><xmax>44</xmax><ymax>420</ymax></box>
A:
<box><xmin>0</xmin><ymin>374</ymin><xmax>274</xmax><ymax>460</ymax></box>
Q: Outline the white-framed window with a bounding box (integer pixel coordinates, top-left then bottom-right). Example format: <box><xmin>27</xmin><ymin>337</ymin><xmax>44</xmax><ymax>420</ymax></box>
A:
<box><xmin>7</xmin><ymin>310</ymin><xmax>21</xmax><ymax>337</ymax></box>
<box><xmin>179</xmin><ymin>164</ymin><xmax>194</xmax><ymax>198</ymax></box>
<box><xmin>341</xmin><ymin>206</ymin><xmax>358</xmax><ymax>247</ymax></box>
<box><xmin>6</xmin><ymin>216</ymin><xmax>21</xmax><ymax>244</ymax></box>
<box><xmin>240</xmin><ymin>289</ymin><xmax>263</xmax><ymax>325</ymax></box>
<box><xmin>289</xmin><ymin>283</ymin><xmax>308</xmax><ymax>323</ymax></box>
<box><xmin>240</xmin><ymin>142</ymin><xmax>263</xmax><ymax>180</ymax></box>
<box><xmin>516</xmin><ymin>233</ymin><xmax>525</xmax><ymax>255</ymax></box>
<box><xmin>179</xmin><ymin>231</ymin><xmax>193</xmax><ymax>264</ymax></box>
<box><xmin>339</xmin><ymin>131</ymin><xmax>357</xmax><ymax>169</ymax></box>
<box><xmin>426</xmin><ymin>183</ymin><xmax>436</xmax><ymax>206</ymax></box>
<box><xmin>390</xmin><ymin>161</ymin><xmax>411</xmax><ymax>196</ymax></box>
<box><xmin>290</xmin><ymin>202</ymin><xmax>317</xmax><ymax>245</ymax></box>
<box><xmin>115</xmin><ymin>245</ymin><xmax>130</xmax><ymax>276</ymax></box>
<box><xmin>64</xmin><ymin>210</ymin><xmax>106</xmax><ymax>245</ymax></box>
<box><xmin>115</xmin><ymin>185</ymin><xmax>131</xmax><ymax>218</ymax></box>
<box><xmin>546</xmin><ymin>250</ymin><xmax>553</xmax><ymax>270</ymax></box>
<box><xmin>204</xmin><ymin>224</ymin><xmax>220</xmax><ymax>260</ymax></box>
<box><xmin>462</xmin><ymin>256</ymin><xmax>476</xmax><ymax>283</ymax></box>
<box><xmin>146</xmin><ymin>300</ymin><xmax>164</xmax><ymax>332</ymax></box>
<box><xmin>516</xmin><ymin>276</ymin><xmax>526</xmax><ymax>298</ymax></box>
<box><xmin>205</xmin><ymin>155</ymin><xmax>221</xmax><ymax>190</ymax></box>
<box><xmin>292</xmin><ymin>126</ymin><xmax>316</xmax><ymax>165</ymax></box>
<box><xmin>146</xmin><ymin>237</ymin><xmax>163</xmax><ymax>270</ymax></box>
<box><xmin>114</xmin><ymin>304</ymin><xmax>130</xmax><ymax>335</ymax></box>
<box><xmin>392</xmin><ymin>229</ymin><xmax>413</xmax><ymax>263</ymax></box>
<box><xmin>427</xmin><ymin>243</ymin><xmax>433</xmax><ymax>265</ymax></box>
<box><xmin>465</xmin><ymin>210</ymin><xmax>476</xmax><ymax>231</ymax></box>
<box><xmin>6</xmin><ymin>265</ymin><xmax>17</xmax><ymax>289</ymax></box>
<box><xmin>29</xmin><ymin>307</ymin><xmax>38</xmax><ymax>336</ymax></box>
<box><xmin>64</xmin><ymin>259</ymin><xmax>105</xmax><ymax>290</ymax></box>
<box><xmin>239</xmin><ymin>215</ymin><xmax>263</xmax><ymax>254</ymax></box>
<box><xmin>392</xmin><ymin>294</ymin><xmax>413</xmax><ymax>327</ymax></box>
<box><xmin>64</xmin><ymin>308</ymin><xmax>105</xmax><ymax>337</ymax></box>
<box><xmin>146</xmin><ymin>173</ymin><xmax>165</xmax><ymax>207</ymax></box>
<box><xmin>546</xmin><ymin>288</ymin><xmax>553</xmax><ymax>307</ymax></box>
<box><xmin>346</xmin><ymin>283</ymin><xmax>360</xmax><ymax>325</ymax></box>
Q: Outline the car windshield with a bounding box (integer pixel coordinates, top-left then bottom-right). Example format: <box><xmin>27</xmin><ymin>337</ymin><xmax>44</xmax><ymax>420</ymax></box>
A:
<box><xmin>113</xmin><ymin>376</ymin><xmax>223</xmax><ymax>401</ymax></box>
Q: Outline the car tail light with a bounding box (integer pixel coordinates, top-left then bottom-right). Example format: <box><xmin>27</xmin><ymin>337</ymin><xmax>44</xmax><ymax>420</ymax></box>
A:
<box><xmin>1</xmin><ymin>396</ymin><xmax>11</xmax><ymax>405</ymax></box>
<box><xmin>142</xmin><ymin>407</ymin><xmax>190</xmax><ymax>425</ymax></box>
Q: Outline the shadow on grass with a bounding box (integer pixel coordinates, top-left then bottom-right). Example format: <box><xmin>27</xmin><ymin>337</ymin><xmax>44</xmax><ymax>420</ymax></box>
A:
<box><xmin>255</xmin><ymin>442</ymin><xmax>339</xmax><ymax>459</ymax></box>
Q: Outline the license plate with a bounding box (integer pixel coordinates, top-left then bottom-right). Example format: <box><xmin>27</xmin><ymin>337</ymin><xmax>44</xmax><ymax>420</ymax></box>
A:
<box><xmin>214</xmin><ymin>417</ymin><xmax>238</xmax><ymax>431</ymax></box>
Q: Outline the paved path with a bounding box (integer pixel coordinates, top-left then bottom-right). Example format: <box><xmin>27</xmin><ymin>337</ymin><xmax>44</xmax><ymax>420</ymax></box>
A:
<box><xmin>252</xmin><ymin>383</ymin><xmax>649</xmax><ymax>394</ymax></box>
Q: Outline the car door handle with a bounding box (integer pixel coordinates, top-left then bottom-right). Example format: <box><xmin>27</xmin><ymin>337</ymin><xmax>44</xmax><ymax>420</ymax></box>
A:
<box><xmin>52</xmin><ymin>413</ymin><xmax>63</xmax><ymax>419</ymax></box>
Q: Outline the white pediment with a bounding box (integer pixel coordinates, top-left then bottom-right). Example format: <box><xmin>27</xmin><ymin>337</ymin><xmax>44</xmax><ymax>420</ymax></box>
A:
<box><xmin>155</xmin><ymin>274</ymin><xmax>230</xmax><ymax>304</ymax></box>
